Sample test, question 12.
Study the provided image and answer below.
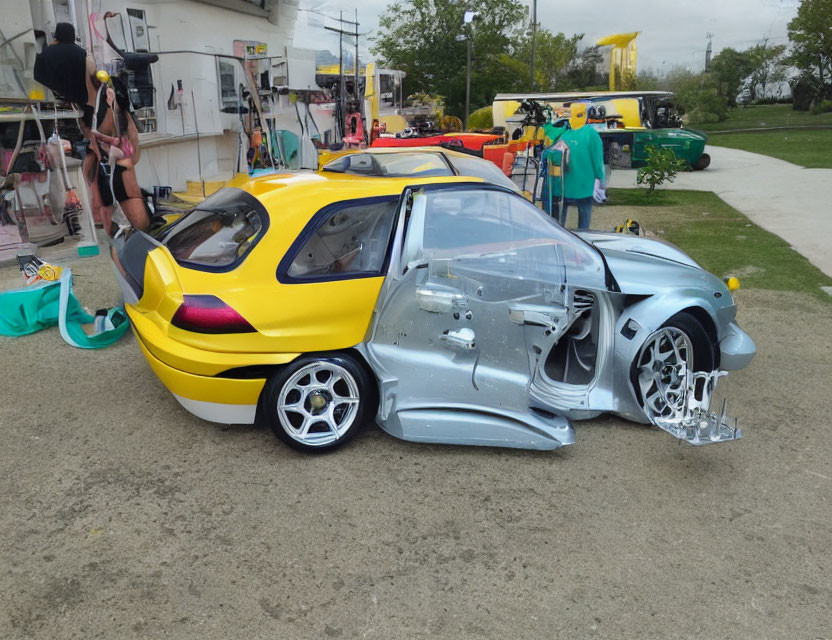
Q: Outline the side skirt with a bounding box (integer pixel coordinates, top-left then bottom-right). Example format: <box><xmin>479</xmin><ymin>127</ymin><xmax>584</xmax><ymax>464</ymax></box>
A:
<box><xmin>378</xmin><ymin>405</ymin><xmax>575</xmax><ymax>451</ymax></box>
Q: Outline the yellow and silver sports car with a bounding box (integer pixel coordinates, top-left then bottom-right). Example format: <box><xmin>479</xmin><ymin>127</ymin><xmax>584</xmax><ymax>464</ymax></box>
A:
<box><xmin>113</xmin><ymin>147</ymin><xmax>754</xmax><ymax>453</ymax></box>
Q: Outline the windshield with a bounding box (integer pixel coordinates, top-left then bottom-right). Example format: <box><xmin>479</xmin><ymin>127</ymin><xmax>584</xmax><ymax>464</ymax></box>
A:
<box><xmin>162</xmin><ymin>188</ymin><xmax>267</xmax><ymax>270</ymax></box>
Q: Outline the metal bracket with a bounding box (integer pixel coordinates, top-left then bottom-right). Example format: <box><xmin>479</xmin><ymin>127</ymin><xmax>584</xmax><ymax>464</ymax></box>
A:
<box><xmin>653</xmin><ymin>370</ymin><xmax>742</xmax><ymax>445</ymax></box>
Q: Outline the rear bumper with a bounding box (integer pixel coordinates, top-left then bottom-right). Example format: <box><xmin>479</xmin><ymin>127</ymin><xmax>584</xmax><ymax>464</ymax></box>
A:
<box><xmin>126</xmin><ymin>305</ymin><xmax>300</xmax><ymax>377</ymax></box>
<box><xmin>719</xmin><ymin>322</ymin><xmax>756</xmax><ymax>371</ymax></box>
<box><xmin>134</xmin><ymin>328</ymin><xmax>264</xmax><ymax>424</ymax></box>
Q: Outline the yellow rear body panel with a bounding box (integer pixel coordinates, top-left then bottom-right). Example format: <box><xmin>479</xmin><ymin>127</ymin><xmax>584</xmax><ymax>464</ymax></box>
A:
<box><xmin>127</xmin><ymin>171</ymin><xmax>484</xmax><ymax>389</ymax></box>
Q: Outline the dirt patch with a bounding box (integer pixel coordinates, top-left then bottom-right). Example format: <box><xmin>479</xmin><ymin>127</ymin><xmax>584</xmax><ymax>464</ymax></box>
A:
<box><xmin>1</xmin><ymin>253</ymin><xmax>831</xmax><ymax>639</ymax></box>
<box><xmin>564</xmin><ymin>204</ymin><xmax>667</xmax><ymax>234</ymax></box>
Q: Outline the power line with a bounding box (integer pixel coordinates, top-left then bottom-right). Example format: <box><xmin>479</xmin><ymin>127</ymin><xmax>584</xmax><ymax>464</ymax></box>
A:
<box><xmin>298</xmin><ymin>6</ymin><xmax>357</xmax><ymax>25</ymax></box>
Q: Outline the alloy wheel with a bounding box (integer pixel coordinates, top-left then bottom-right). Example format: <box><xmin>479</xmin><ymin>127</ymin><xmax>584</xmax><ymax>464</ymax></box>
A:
<box><xmin>276</xmin><ymin>362</ymin><xmax>361</xmax><ymax>447</ymax></box>
<box><xmin>636</xmin><ymin>327</ymin><xmax>693</xmax><ymax>424</ymax></box>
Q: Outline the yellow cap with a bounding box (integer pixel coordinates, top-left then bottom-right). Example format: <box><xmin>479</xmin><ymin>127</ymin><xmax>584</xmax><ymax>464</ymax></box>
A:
<box><xmin>95</xmin><ymin>69</ymin><xmax>110</xmax><ymax>83</ymax></box>
<box><xmin>726</xmin><ymin>277</ymin><xmax>740</xmax><ymax>291</ymax></box>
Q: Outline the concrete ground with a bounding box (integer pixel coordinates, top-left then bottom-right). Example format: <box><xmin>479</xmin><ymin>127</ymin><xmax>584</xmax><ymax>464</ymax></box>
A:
<box><xmin>608</xmin><ymin>146</ymin><xmax>832</xmax><ymax>278</ymax></box>
<box><xmin>1</xmin><ymin>246</ymin><xmax>831</xmax><ymax>639</ymax></box>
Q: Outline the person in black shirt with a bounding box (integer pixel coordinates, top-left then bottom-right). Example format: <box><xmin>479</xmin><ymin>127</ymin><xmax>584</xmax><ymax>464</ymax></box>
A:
<box><xmin>35</xmin><ymin>22</ymin><xmax>149</xmax><ymax>235</ymax></box>
<box><xmin>33</xmin><ymin>23</ymin><xmax>88</xmax><ymax>105</ymax></box>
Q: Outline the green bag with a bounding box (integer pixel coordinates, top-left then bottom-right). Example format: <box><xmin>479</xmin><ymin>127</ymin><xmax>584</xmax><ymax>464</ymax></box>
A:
<box><xmin>0</xmin><ymin>268</ymin><xmax>129</xmax><ymax>348</ymax></box>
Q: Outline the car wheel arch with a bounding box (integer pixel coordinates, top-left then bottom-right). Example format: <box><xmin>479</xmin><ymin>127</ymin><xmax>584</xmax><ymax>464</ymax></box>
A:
<box><xmin>612</xmin><ymin>296</ymin><xmax>721</xmax><ymax>415</ymax></box>
<box><xmin>616</xmin><ymin>293</ymin><xmax>720</xmax><ymax>348</ymax></box>
<box><xmin>254</xmin><ymin>348</ymin><xmax>380</xmax><ymax>428</ymax></box>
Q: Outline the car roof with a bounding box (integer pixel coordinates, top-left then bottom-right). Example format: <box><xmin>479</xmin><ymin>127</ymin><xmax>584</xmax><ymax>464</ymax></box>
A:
<box><xmin>228</xmin><ymin>170</ymin><xmax>486</xmax><ymax>214</ymax></box>
<box><xmin>230</xmin><ymin>146</ymin><xmax>507</xmax><ymax>200</ymax></box>
<box><xmin>317</xmin><ymin>146</ymin><xmax>521</xmax><ymax>191</ymax></box>
<box><xmin>224</xmin><ymin>147</ymin><xmax>526</xmax><ymax>232</ymax></box>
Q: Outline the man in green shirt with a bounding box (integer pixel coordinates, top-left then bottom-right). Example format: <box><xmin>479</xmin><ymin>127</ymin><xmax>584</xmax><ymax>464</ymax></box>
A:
<box><xmin>547</xmin><ymin>103</ymin><xmax>605</xmax><ymax>229</ymax></box>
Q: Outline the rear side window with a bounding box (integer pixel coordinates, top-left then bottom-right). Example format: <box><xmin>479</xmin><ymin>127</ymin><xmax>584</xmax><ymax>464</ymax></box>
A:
<box><xmin>163</xmin><ymin>188</ymin><xmax>267</xmax><ymax>271</ymax></box>
<box><xmin>279</xmin><ymin>197</ymin><xmax>398</xmax><ymax>282</ymax></box>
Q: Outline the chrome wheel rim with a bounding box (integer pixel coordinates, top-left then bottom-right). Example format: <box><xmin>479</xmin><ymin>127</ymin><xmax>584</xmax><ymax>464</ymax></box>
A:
<box><xmin>636</xmin><ymin>327</ymin><xmax>693</xmax><ymax>424</ymax></box>
<box><xmin>277</xmin><ymin>362</ymin><xmax>360</xmax><ymax>447</ymax></box>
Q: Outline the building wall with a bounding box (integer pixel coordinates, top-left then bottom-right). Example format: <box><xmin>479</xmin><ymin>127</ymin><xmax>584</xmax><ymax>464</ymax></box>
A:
<box><xmin>3</xmin><ymin>0</ymin><xmax>303</xmax><ymax>190</ymax></box>
<box><xmin>122</xmin><ymin>0</ymin><xmax>299</xmax><ymax>188</ymax></box>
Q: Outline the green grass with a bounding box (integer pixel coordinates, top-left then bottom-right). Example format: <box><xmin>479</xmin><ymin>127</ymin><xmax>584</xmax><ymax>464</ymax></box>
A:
<box><xmin>604</xmin><ymin>188</ymin><xmax>832</xmax><ymax>302</ymax></box>
<box><xmin>705</xmin><ymin>129</ymin><xmax>832</xmax><ymax>168</ymax></box>
<box><xmin>696</xmin><ymin>104</ymin><xmax>832</xmax><ymax>132</ymax></box>
<box><xmin>691</xmin><ymin>105</ymin><xmax>832</xmax><ymax>167</ymax></box>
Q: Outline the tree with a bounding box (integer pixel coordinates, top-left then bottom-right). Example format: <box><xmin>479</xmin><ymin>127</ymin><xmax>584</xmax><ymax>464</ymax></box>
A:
<box><xmin>564</xmin><ymin>46</ymin><xmax>603</xmax><ymax>90</ymax></box>
<box><xmin>372</xmin><ymin>0</ymin><xmax>526</xmax><ymax>117</ymax></box>
<box><xmin>513</xmin><ymin>27</ymin><xmax>582</xmax><ymax>90</ymax></box>
<box><xmin>788</xmin><ymin>0</ymin><xmax>832</xmax><ymax>102</ymax></box>
<box><xmin>710</xmin><ymin>48</ymin><xmax>755</xmax><ymax>106</ymax></box>
<box><xmin>664</xmin><ymin>67</ymin><xmax>727</xmax><ymax>123</ymax></box>
<box><xmin>632</xmin><ymin>71</ymin><xmax>661</xmax><ymax>91</ymax></box>
<box><xmin>745</xmin><ymin>39</ymin><xmax>787</xmax><ymax>101</ymax></box>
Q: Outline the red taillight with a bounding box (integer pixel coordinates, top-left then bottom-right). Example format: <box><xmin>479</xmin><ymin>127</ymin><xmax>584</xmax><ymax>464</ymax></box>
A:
<box><xmin>171</xmin><ymin>295</ymin><xmax>256</xmax><ymax>334</ymax></box>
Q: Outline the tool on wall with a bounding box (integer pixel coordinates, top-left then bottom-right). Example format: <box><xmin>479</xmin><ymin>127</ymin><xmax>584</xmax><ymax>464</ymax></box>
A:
<box><xmin>167</xmin><ymin>79</ymin><xmax>186</xmax><ymax>136</ymax></box>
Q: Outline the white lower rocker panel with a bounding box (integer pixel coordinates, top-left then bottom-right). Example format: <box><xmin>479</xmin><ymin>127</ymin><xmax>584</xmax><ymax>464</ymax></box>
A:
<box><xmin>174</xmin><ymin>395</ymin><xmax>257</xmax><ymax>424</ymax></box>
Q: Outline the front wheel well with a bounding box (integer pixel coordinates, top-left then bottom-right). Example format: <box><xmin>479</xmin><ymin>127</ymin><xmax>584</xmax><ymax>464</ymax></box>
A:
<box><xmin>631</xmin><ymin>308</ymin><xmax>718</xmax><ymax>411</ymax></box>
<box><xmin>672</xmin><ymin>306</ymin><xmax>720</xmax><ymax>369</ymax></box>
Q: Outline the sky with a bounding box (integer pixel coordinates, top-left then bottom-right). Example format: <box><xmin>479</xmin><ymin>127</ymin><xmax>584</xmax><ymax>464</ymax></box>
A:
<box><xmin>293</xmin><ymin>0</ymin><xmax>802</xmax><ymax>74</ymax></box>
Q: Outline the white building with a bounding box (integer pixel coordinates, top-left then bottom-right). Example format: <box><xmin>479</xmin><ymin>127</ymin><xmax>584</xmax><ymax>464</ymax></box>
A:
<box><xmin>1</xmin><ymin>0</ymin><xmax>329</xmax><ymax>194</ymax></box>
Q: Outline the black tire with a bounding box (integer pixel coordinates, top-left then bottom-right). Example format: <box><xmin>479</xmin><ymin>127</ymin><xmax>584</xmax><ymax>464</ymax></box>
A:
<box><xmin>630</xmin><ymin>311</ymin><xmax>716</xmax><ymax>411</ymax></box>
<box><xmin>663</xmin><ymin>311</ymin><xmax>715</xmax><ymax>372</ymax></box>
<box><xmin>262</xmin><ymin>353</ymin><xmax>374</xmax><ymax>453</ymax></box>
<box><xmin>692</xmin><ymin>153</ymin><xmax>711</xmax><ymax>171</ymax></box>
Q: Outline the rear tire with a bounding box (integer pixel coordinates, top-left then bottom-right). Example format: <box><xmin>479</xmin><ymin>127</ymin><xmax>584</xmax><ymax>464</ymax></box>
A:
<box><xmin>262</xmin><ymin>353</ymin><xmax>373</xmax><ymax>453</ymax></box>
<box><xmin>693</xmin><ymin>153</ymin><xmax>711</xmax><ymax>170</ymax></box>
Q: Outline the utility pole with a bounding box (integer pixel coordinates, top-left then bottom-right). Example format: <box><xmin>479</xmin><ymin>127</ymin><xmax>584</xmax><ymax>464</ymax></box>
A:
<box><xmin>462</xmin><ymin>10</ymin><xmax>477</xmax><ymax>130</ymax></box>
<box><xmin>530</xmin><ymin>0</ymin><xmax>537</xmax><ymax>89</ymax></box>
<box><xmin>324</xmin><ymin>13</ymin><xmax>360</xmax><ymax>140</ymax></box>
<box><xmin>465</xmin><ymin>36</ymin><xmax>471</xmax><ymax>129</ymax></box>
<box><xmin>354</xmin><ymin>9</ymin><xmax>359</xmax><ymax>102</ymax></box>
<box><xmin>338</xmin><ymin>11</ymin><xmax>344</xmax><ymax>103</ymax></box>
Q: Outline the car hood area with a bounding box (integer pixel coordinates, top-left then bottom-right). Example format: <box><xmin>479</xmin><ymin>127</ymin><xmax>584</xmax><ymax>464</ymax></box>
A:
<box><xmin>575</xmin><ymin>231</ymin><xmax>724</xmax><ymax>295</ymax></box>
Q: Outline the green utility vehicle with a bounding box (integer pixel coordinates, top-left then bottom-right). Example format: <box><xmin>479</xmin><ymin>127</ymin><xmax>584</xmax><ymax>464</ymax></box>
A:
<box><xmin>493</xmin><ymin>91</ymin><xmax>711</xmax><ymax>170</ymax></box>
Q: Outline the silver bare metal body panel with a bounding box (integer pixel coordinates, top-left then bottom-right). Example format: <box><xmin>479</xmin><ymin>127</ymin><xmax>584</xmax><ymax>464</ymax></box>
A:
<box><xmin>366</xmin><ymin>260</ymin><xmax>578</xmax><ymax>449</ymax></box>
<box><xmin>363</xmin><ymin>186</ymin><xmax>756</xmax><ymax>450</ymax></box>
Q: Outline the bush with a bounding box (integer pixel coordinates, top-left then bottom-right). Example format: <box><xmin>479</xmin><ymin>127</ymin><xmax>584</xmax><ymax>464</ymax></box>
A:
<box><xmin>790</xmin><ymin>74</ymin><xmax>817</xmax><ymax>111</ymax></box>
<box><xmin>467</xmin><ymin>106</ymin><xmax>493</xmax><ymax>129</ymax></box>
<box><xmin>811</xmin><ymin>100</ymin><xmax>832</xmax><ymax>115</ymax></box>
<box><xmin>665</xmin><ymin>68</ymin><xmax>728</xmax><ymax>122</ymax></box>
<box><xmin>754</xmin><ymin>96</ymin><xmax>793</xmax><ymax>105</ymax></box>
<box><xmin>685</xmin><ymin>109</ymin><xmax>722</xmax><ymax>125</ymax></box>
<box><xmin>790</xmin><ymin>72</ymin><xmax>831</xmax><ymax>111</ymax></box>
<box><xmin>637</xmin><ymin>146</ymin><xmax>687</xmax><ymax>195</ymax></box>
